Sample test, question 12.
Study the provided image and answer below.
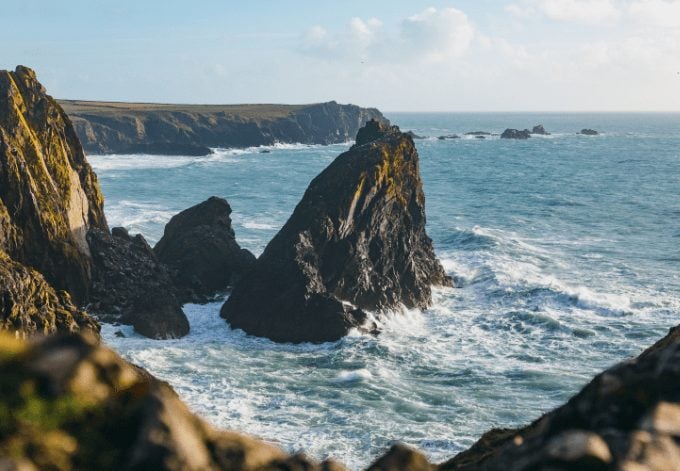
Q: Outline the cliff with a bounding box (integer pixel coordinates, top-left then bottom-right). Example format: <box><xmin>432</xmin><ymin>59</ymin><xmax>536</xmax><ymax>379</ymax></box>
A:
<box><xmin>0</xmin><ymin>66</ymin><xmax>108</xmax><ymax>304</ymax></box>
<box><xmin>221</xmin><ymin>120</ymin><xmax>451</xmax><ymax>343</ymax></box>
<box><xmin>59</xmin><ymin>100</ymin><xmax>388</xmax><ymax>155</ymax></box>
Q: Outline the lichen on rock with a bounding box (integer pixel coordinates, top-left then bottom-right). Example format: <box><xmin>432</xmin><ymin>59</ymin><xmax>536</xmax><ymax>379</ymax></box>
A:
<box><xmin>221</xmin><ymin>119</ymin><xmax>452</xmax><ymax>343</ymax></box>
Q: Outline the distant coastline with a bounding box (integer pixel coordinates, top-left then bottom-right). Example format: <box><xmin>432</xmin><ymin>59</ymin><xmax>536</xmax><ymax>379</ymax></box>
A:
<box><xmin>60</xmin><ymin>99</ymin><xmax>387</xmax><ymax>156</ymax></box>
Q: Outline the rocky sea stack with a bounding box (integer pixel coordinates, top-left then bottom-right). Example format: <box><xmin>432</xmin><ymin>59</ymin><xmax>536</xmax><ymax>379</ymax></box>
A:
<box><xmin>154</xmin><ymin>197</ymin><xmax>256</xmax><ymax>303</ymax></box>
<box><xmin>221</xmin><ymin>119</ymin><xmax>452</xmax><ymax>343</ymax></box>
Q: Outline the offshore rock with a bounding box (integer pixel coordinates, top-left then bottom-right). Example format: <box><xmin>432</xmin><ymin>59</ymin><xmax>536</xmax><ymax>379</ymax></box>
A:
<box><xmin>465</xmin><ymin>131</ymin><xmax>491</xmax><ymax>136</ymax></box>
<box><xmin>0</xmin><ymin>250</ymin><xmax>99</xmax><ymax>338</ymax></box>
<box><xmin>88</xmin><ymin>228</ymin><xmax>189</xmax><ymax>339</ymax></box>
<box><xmin>221</xmin><ymin>120</ymin><xmax>451</xmax><ymax>343</ymax></box>
<box><xmin>531</xmin><ymin>125</ymin><xmax>550</xmax><ymax>135</ymax></box>
<box><xmin>439</xmin><ymin>324</ymin><xmax>680</xmax><ymax>470</ymax></box>
<box><xmin>405</xmin><ymin>131</ymin><xmax>425</xmax><ymax>139</ymax></box>
<box><xmin>60</xmin><ymin>99</ymin><xmax>388</xmax><ymax>155</ymax></box>
<box><xmin>154</xmin><ymin>197</ymin><xmax>256</xmax><ymax>303</ymax></box>
<box><xmin>0</xmin><ymin>333</ymin><xmax>343</xmax><ymax>471</ymax></box>
<box><xmin>0</xmin><ymin>66</ymin><xmax>108</xmax><ymax>304</ymax></box>
<box><xmin>438</xmin><ymin>134</ymin><xmax>460</xmax><ymax>140</ymax></box>
<box><xmin>500</xmin><ymin>128</ymin><xmax>531</xmax><ymax>139</ymax></box>
<box><xmin>579</xmin><ymin>128</ymin><xmax>599</xmax><ymax>135</ymax></box>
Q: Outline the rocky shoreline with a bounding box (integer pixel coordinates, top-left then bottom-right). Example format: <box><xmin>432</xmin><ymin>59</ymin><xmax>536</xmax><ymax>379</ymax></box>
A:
<box><xmin>1</xmin><ymin>66</ymin><xmax>677</xmax><ymax>470</ymax></box>
<box><xmin>60</xmin><ymin>99</ymin><xmax>388</xmax><ymax>156</ymax></box>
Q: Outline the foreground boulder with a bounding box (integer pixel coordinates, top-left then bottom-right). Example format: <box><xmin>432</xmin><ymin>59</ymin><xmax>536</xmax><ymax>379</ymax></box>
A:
<box><xmin>500</xmin><ymin>129</ymin><xmax>531</xmax><ymax>139</ymax></box>
<box><xmin>0</xmin><ymin>66</ymin><xmax>108</xmax><ymax>304</ymax></box>
<box><xmin>154</xmin><ymin>197</ymin><xmax>256</xmax><ymax>303</ymax></box>
<box><xmin>0</xmin><ymin>250</ymin><xmax>99</xmax><ymax>338</ymax></box>
<box><xmin>88</xmin><ymin>228</ymin><xmax>189</xmax><ymax>339</ymax></box>
<box><xmin>221</xmin><ymin>120</ymin><xmax>451</xmax><ymax>343</ymax></box>
<box><xmin>0</xmin><ymin>333</ymin><xmax>342</xmax><ymax>470</ymax></box>
<box><xmin>439</xmin><ymin>324</ymin><xmax>680</xmax><ymax>470</ymax></box>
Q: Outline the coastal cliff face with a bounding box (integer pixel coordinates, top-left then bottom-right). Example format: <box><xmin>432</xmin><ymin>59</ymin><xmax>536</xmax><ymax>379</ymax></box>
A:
<box><xmin>221</xmin><ymin>120</ymin><xmax>452</xmax><ymax>343</ymax></box>
<box><xmin>0</xmin><ymin>66</ymin><xmax>108</xmax><ymax>304</ymax></box>
<box><xmin>0</xmin><ymin>250</ymin><xmax>100</xmax><ymax>338</ymax></box>
<box><xmin>59</xmin><ymin>100</ymin><xmax>388</xmax><ymax>155</ymax></box>
<box><xmin>0</xmin><ymin>333</ymin><xmax>342</xmax><ymax>471</ymax></box>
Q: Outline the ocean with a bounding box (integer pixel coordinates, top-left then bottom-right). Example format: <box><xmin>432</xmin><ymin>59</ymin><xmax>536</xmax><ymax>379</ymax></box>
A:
<box><xmin>89</xmin><ymin>112</ymin><xmax>680</xmax><ymax>469</ymax></box>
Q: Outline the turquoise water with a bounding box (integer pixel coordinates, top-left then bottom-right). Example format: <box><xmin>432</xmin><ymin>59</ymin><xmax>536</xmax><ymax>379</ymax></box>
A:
<box><xmin>91</xmin><ymin>113</ymin><xmax>680</xmax><ymax>469</ymax></box>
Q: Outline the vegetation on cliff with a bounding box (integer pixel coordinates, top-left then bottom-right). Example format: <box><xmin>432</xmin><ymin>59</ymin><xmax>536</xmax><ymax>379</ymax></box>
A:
<box><xmin>0</xmin><ymin>66</ymin><xmax>107</xmax><ymax>304</ymax></box>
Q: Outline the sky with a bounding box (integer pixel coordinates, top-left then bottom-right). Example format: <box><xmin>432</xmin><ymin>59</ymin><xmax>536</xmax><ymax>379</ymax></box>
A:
<box><xmin>1</xmin><ymin>0</ymin><xmax>679</xmax><ymax>111</ymax></box>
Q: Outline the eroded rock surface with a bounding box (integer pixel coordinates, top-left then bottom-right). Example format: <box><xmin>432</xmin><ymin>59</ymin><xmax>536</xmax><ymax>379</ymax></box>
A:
<box><xmin>0</xmin><ymin>66</ymin><xmax>108</xmax><ymax>304</ymax></box>
<box><xmin>0</xmin><ymin>250</ymin><xmax>99</xmax><ymax>338</ymax></box>
<box><xmin>88</xmin><ymin>228</ymin><xmax>189</xmax><ymax>339</ymax></box>
<box><xmin>439</xmin><ymin>325</ymin><xmax>680</xmax><ymax>470</ymax></box>
<box><xmin>221</xmin><ymin>120</ymin><xmax>451</xmax><ymax>343</ymax></box>
<box><xmin>154</xmin><ymin>197</ymin><xmax>256</xmax><ymax>303</ymax></box>
<box><xmin>500</xmin><ymin>129</ymin><xmax>531</xmax><ymax>140</ymax></box>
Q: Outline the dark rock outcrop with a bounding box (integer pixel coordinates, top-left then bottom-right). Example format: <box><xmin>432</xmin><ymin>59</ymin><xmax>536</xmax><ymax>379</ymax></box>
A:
<box><xmin>579</xmin><ymin>128</ymin><xmax>599</xmax><ymax>135</ymax></box>
<box><xmin>439</xmin><ymin>324</ymin><xmax>680</xmax><ymax>470</ymax></box>
<box><xmin>405</xmin><ymin>131</ymin><xmax>425</xmax><ymax>139</ymax></box>
<box><xmin>60</xmin><ymin>100</ymin><xmax>388</xmax><ymax>155</ymax></box>
<box><xmin>500</xmin><ymin>129</ymin><xmax>531</xmax><ymax>140</ymax></box>
<box><xmin>220</xmin><ymin>120</ymin><xmax>451</xmax><ymax>343</ymax></box>
<box><xmin>438</xmin><ymin>134</ymin><xmax>460</xmax><ymax>140</ymax></box>
<box><xmin>0</xmin><ymin>250</ymin><xmax>100</xmax><ymax>338</ymax></box>
<box><xmin>154</xmin><ymin>197</ymin><xmax>256</xmax><ymax>303</ymax></box>
<box><xmin>0</xmin><ymin>66</ymin><xmax>108</xmax><ymax>304</ymax></box>
<box><xmin>465</xmin><ymin>131</ymin><xmax>491</xmax><ymax>136</ymax></box>
<box><xmin>530</xmin><ymin>125</ymin><xmax>550</xmax><ymax>135</ymax></box>
<box><xmin>0</xmin><ymin>333</ymin><xmax>343</xmax><ymax>471</ymax></box>
<box><xmin>88</xmin><ymin>228</ymin><xmax>189</xmax><ymax>339</ymax></box>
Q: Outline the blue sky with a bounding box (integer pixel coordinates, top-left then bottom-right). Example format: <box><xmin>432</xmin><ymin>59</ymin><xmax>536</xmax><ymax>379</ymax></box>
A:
<box><xmin>1</xmin><ymin>0</ymin><xmax>679</xmax><ymax>111</ymax></box>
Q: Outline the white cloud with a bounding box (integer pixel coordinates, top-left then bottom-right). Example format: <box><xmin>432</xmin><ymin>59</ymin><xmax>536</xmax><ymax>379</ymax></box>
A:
<box><xmin>300</xmin><ymin>7</ymin><xmax>475</xmax><ymax>64</ymax></box>
<box><xmin>509</xmin><ymin>0</ymin><xmax>621</xmax><ymax>23</ymax></box>
<box><xmin>400</xmin><ymin>7</ymin><xmax>475</xmax><ymax>61</ymax></box>
<box><xmin>628</xmin><ymin>0</ymin><xmax>680</xmax><ymax>28</ymax></box>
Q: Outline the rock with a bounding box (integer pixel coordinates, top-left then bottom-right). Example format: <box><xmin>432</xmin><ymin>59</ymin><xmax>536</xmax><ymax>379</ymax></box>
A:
<box><xmin>531</xmin><ymin>125</ymin><xmax>550</xmax><ymax>135</ymax></box>
<box><xmin>0</xmin><ymin>66</ymin><xmax>108</xmax><ymax>304</ymax></box>
<box><xmin>405</xmin><ymin>131</ymin><xmax>425</xmax><ymax>139</ymax></box>
<box><xmin>579</xmin><ymin>128</ymin><xmax>599</xmax><ymax>135</ymax></box>
<box><xmin>60</xmin><ymin>99</ymin><xmax>389</xmax><ymax>155</ymax></box>
<box><xmin>0</xmin><ymin>333</ymin><xmax>341</xmax><ymax>470</ymax></box>
<box><xmin>0</xmin><ymin>250</ymin><xmax>100</xmax><ymax>338</ymax></box>
<box><xmin>439</xmin><ymin>323</ymin><xmax>680</xmax><ymax>471</ymax></box>
<box><xmin>260</xmin><ymin>149</ymin><xmax>271</xmax><ymax>153</ymax></box>
<box><xmin>154</xmin><ymin>197</ymin><xmax>256</xmax><ymax>303</ymax></box>
<box><xmin>367</xmin><ymin>444</ymin><xmax>432</xmax><ymax>471</ymax></box>
<box><xmin>221</xmin><ymin>120</ymin><xmax>451</xmax><ymax>343</ymax></box>
<box><xmin>438</xmin><ymin>134</ymin><xmax>460</xmax><ymax>140</ymax></box>
<box><xmin>474</xmin><ymin>135</ymin><xmax>486</xmax><ymax>139</ymax></box>
<box><xmin>87</xmin><ymin>228</ymin><xmax>189</xmax><ymax>339</ymax></box>
<box><xmin>500</xmin><ymin>129</ymin><xmax>531</xmax><ymax>139</ymax></box>
<box><xmin>465</xmin><ymin>131</ymin><xmax>491</xmax><ymax>136</ymax></box>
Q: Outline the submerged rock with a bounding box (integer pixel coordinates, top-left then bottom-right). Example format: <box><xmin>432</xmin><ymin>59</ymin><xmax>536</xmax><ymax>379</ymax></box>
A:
<box><xmin>579</xmin><ymin>128</ymin><xmax>599</xmax><ymax>135</ymax></box>
<box><xmin>500</xmin><ymin>128</ymin><xmax>531</xmax><ymax>139</ymax></box>
<box><xmin>88</xmin><ymin>228</ymin><xmax>189</xmax><ymax>339</ymax></box>
<box><xmin>0</xmin><ymin>333</ymin><xmax>342</xmax><ymax>470</ymax></box>
<box><xmin>0</xmin><ymin>250</ymin><xmax>99</xmax><ymax>338</ymax></box>
<box><xmin>0</xmin><ymin>66</ymin><xmax>108</xmax><ymax>304</ymax></box>
<box><xmin>465</xmin><ymin>131</ymin><xmax>491</xmax><ymax>136</ymax></box>
<box><xmin>154</xmin><ymin>197</ymin><xmax>256</xmax><ymax>303</ymax></box>
<box><xmin>438</xmin><ymin>134</ymin><xmax>460</xmax><ymax>140</ymax></box>
<box><xmin>531</xmin><ymin>124</ymin><xmax>550</xmax><ymax>135</ymax></box>
<box><xmin>439</xmin><ymin>324</ymin><xmax>680</xmax><ymax>470</ymax></box>
<box><xmin>220</xmin><ymin>119</ymin><xmax>451</xmax><ymax>343</ymax></box>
